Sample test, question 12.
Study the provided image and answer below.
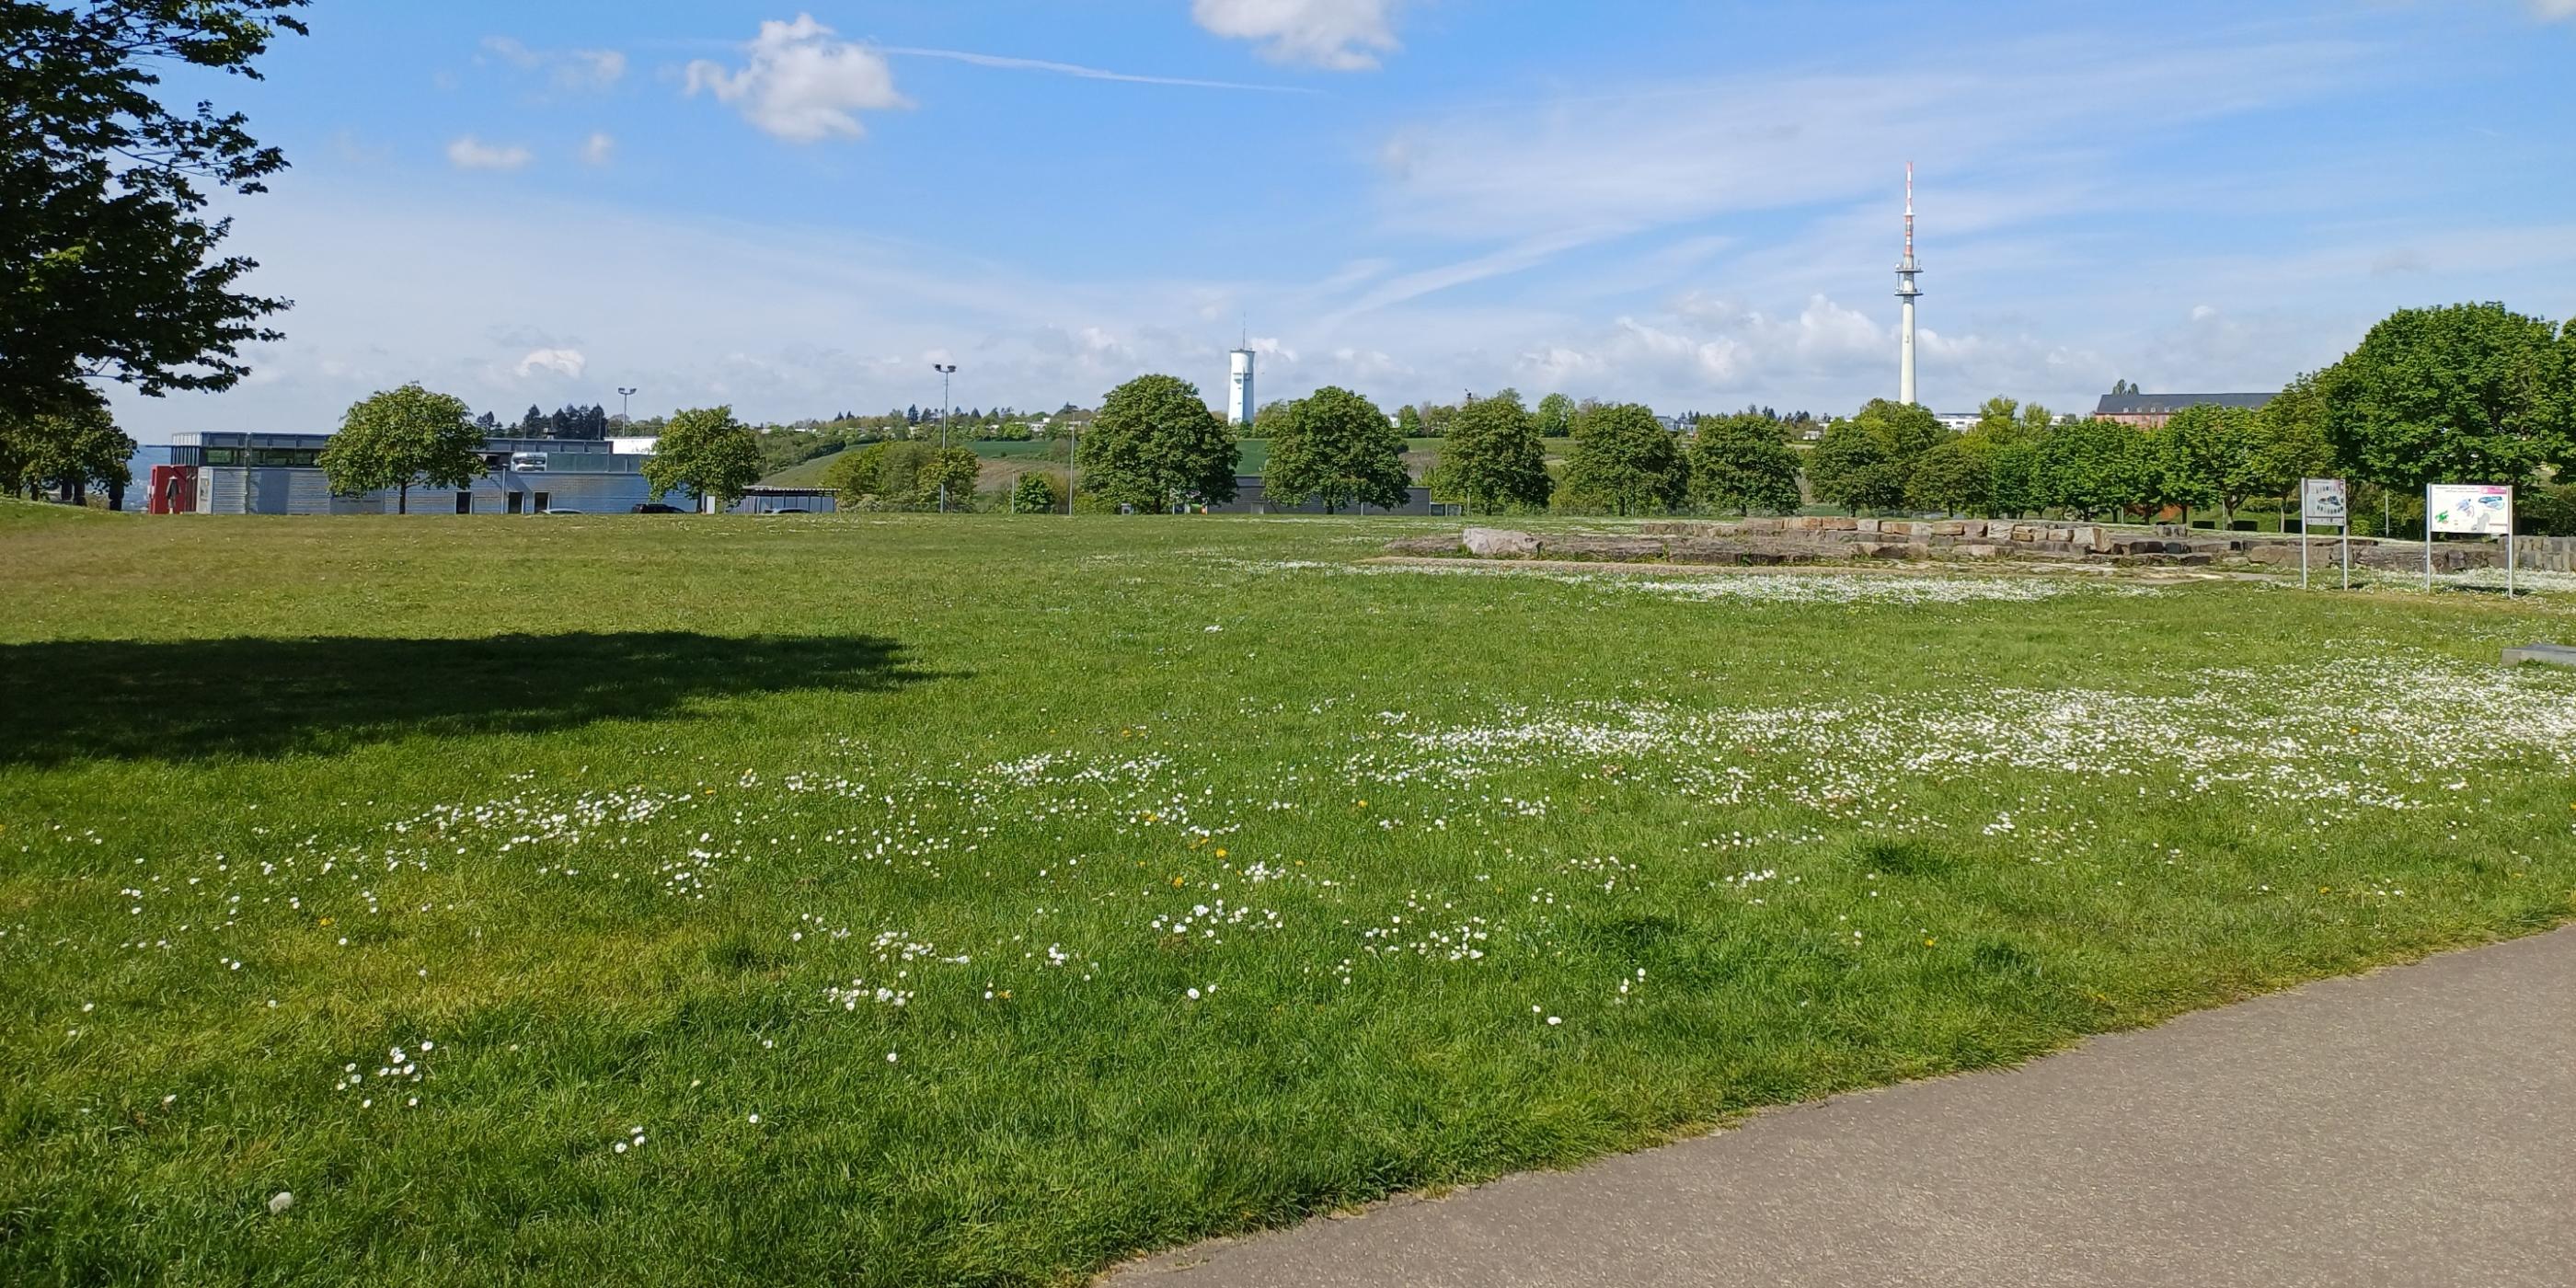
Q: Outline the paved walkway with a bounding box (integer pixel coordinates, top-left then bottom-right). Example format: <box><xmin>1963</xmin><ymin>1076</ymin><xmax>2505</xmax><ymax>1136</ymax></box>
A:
<box><xmin>1108</xmin><ymin>926</ymin><xmax>2576</xmax><ymax>1287</ymax></box>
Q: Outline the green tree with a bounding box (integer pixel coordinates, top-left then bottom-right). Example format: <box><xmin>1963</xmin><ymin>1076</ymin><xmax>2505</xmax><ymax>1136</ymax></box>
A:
<box><xmin>1443</xmin><ymin>388</ymin><xmax>1553</xmax><ymax>514</ymax></box>
<box><xmin>317</xmin><ymin>384</ymin><xmax>482</xmax><ymax>514</ymax></box>
<box><xmin>2249</xmin><ymin>374</ymin><xmax>2337</xmax><ymax>502</ymax></box>
<box><xmin>1266</xmin><ymin>386</ymin><xmax>1409</xmax><ymax>513</ymax></box>
<box><xmin>1532</xmin><ymin>393</ymin><xmax>1576</xmax><ymax>438</ymax></box>
<box><xmin>1011</xmin><ymin>471</ymin><xmax>1059</xmax><ymax>513</ymax></box>
<box><xmin>823</xmin><ymin>443</ymin><xmax>887</xmax><ymax>503</ymax></box>
<box><xmin>1987</xmin><ymin>439</ymin><xmax>2041</xmax><ymax>517</ymax></box>
<box><xmin>920</xmin><ymin>446</ymin><xmax>982</xmax><ymax>512</ymax></box>
<box><xmin>2</xmin><ymin>1</ymin><xmax>308</xmax><ymax>423</ymax></box>
<box><xmin>1077</xmin><ymin>374</ymin><xmax>1238</xmax><ymax>512</ymax></box>
<box><xmin>1688</xmin><ymin>413</ymin><xmax>1803</xmax><ymax>515</ymax></box>
<box><xmin>1905</xmin><ymin>440</ymin><xmax>1992</xmax><ymax>516</ymax></box>
<box><xmin>1559</xmin><ymin>403</ymin><xmax>1687</xmax><ymax>515</ymax></box>
<box><xmin>2317</xmin><ymin>302</ymin><xmax>2576</xmax><ymax>489</ymax></box>
<box><xmin>1396</xmin><ymin>404</ymin><xmax>1423</xmax><ymax>437</ymax></box>
<box><xmin>1248</xmin><ymin>398</ymin><xmax>1293</xmax><ymax>441</ymax></box>
<box><xmin>643</xmin><ymin>406</ymin><xmax>762</xmax><ymax>512</ymax></box>
<box><xmin>2162</xmin><ymin>403</ymin><xmax>2283</xmax><ymax>523</ymax></box>
<box><xmin>1</xmin><ymin>396</ymin><xmax>136</xmax><ymax>507</ymax></box>
<box><xmin>2032</xmin><ymin>418</ymin><xmax>2149</xmax><ymax>521</ymax></box>
<box><xmin>1808</xmin><ymin>420</ymin><xmax>1893</xmax><ymax>513</ymax></box>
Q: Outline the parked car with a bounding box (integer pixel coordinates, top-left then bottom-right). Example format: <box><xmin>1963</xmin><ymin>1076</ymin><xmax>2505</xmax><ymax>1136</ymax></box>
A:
<box><xmin>540</xmin><ymin>508</ymin><xmax>582</xmax><ymax>514</ymax></box>
<box><xmin>767</xmin><ymin>508</ymin><xmax>811</xmax><ymax>514</ymax></box>
<box><xmin>631</xmin><ymin>502</ymin><xmax>684</xmax><ymax>514</ymax></box>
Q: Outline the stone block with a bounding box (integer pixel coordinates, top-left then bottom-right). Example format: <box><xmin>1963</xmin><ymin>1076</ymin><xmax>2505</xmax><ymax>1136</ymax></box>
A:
<box><xmin>1462</xmin><ymin>527</ymin><xmax>1539</xmax><ymax>558</ymax></box>
<box><xmin>1664</xmin><ymin>538</ymin><xmax>1750</xmax><ymax>565</ymax></box>
<box><xmin>1538</xmin><ymin>535</ymin><xmax>1666</xmax><ymax>561</ymax></box>
<box><xmin>1856</xmin><ymin>518</ymin><xmax>1881</xmax><ymax>535</ymax></box>
<box><xmin>1383</xmin><ymin>535</ymin><xmax>1464</xmax><ymax>557</ymax></box>
<box><xmin>2011</xmin><ymin>524</ymin><xmax>2039</xmax><ymax>542</ymax></box>
<box><xmin>2504</xmin><ymin>644</ymin><xmax>2576</xmax><ymax>669</ymax></box>
<box><xmin>1959</xmin><ymin>544</ymin><xmax>2001</xmax><ymax>558</ymax></box>
<box><xmin>1930</xmin><ymin>521</ymin><xmax>1967</xmax><ymax>537</ymax></box>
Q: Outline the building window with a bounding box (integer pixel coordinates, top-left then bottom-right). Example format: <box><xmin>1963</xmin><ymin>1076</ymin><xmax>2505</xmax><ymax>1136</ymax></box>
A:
<box><xmin>455</xmin><ymin>491</ymin><xmax>473</xmax><ymax>514</ymax></box>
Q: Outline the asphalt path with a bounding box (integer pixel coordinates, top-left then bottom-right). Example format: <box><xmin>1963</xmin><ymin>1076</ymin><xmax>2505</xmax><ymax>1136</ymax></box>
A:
<box><xmin>1107</xmin><ymin>926</ymin><xmax>2576</xmax><ymax>1288</ymax></box>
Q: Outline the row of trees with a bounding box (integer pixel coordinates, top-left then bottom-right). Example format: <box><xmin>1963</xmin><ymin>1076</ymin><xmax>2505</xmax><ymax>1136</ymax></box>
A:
<box><xmin>0</xmin><ymin>396</ymin><xmax>139</xmax><ymax>507</ymax></box>
<box><xmin>316</xmin><ymin>385</ymin><xmax>764</xmax><ymax>512</ymax></box>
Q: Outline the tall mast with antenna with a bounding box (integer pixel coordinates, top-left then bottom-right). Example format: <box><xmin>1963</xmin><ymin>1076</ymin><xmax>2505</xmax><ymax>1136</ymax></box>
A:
<box><xmin>1897</xmin><ymin>162</ymin><xmax>1923</xmax><ymax>407</ymax></box>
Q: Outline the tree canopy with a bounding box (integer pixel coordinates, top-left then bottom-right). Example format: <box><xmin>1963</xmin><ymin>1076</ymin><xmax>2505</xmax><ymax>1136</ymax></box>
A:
<box><xmin>1688</xmin><ymin>413</ymin><xmax>1802</xmax><ymax>515</ymax></box>
<box><xmin>1265</xmin><ymin>385</ymin><xmax>1409</xmax><ymax>513</ymax></box>
<box><xmin>2317</xmin><ymin>302</ymin><xmax>2575</xmax><ymax>489</ymax></box>
<box><xmin>0</xmin><ymin>395</ymin><xmax>136</xmax><ymax>506</ymax></box>
<box><xmin>643</xmin><ymin>406</ymin><xmax>762</xmax><ymax>511</ymax></box>
<box><xmin>316</xmin><ymin>384</ymin><xmax>481</xmax><ymax>513</ymax></box>
<box><xmin>2</xmin><ymin>0</ymin><xmax>308</xmax><ymax>422</ymax></box>
<box><xmin>1559</xmin><ymin>403</ymin><xmax>1686</xmax><ymax>515</ymax></box>
<box><xmin>1077</xmin><ymin>375</ymin><xmax>1238</xmax><ymax>512</ymax></box>
<box><xmin>1443</xmin><ymin>388</ymin><xmax>1553</xmax><ymax>514</ymax></box>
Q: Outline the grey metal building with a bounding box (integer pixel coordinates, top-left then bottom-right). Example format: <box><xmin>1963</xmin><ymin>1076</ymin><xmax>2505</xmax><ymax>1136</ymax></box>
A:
<box><xmin>165</xmin><ymin>432</ymin><xmax>669</xmax><ymax>515</ymax></box>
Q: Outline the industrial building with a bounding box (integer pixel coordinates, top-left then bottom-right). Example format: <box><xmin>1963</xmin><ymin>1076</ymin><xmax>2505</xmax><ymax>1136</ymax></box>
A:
<box><xmin>154</xmin><ymin>431</ymin><xmax>673</xmax><ymax>515</ymax></box>
<box><xmin>2093</xmin><ymin>392</ymin><xmax>2276</xmax><ymax>429</ymax></box>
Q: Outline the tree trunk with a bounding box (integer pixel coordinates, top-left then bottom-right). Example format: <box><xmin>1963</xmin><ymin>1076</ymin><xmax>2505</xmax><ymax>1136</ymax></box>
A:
<box><xmin>398</xmin><ymin>482</ymin><xmax>409</xmax><ymax>514</ymax></box>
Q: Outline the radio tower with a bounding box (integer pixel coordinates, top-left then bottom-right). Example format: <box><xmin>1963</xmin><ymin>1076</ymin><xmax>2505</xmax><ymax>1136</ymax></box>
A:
<box><xmin>1896</xmin><ymin>163</ymin><xmax>1923</xmax><ymax>407</ymax></box>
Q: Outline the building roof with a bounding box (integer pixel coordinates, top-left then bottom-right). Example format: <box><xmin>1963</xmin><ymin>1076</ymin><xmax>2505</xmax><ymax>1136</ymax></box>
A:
<box><xmin>2094</xmin><ymin>392</ymin><xmax>2276</xmax><ymax>416</ymax></box>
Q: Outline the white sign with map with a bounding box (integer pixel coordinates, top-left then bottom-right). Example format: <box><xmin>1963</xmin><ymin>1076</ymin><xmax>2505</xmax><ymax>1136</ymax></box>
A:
<box><xmin>2427</xmin><ymin>484</ymin><xmax>2513</xmax><ymax>535</ymax></box>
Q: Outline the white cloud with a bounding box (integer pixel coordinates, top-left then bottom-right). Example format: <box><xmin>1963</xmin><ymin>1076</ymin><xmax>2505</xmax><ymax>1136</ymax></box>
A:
<box><xmin>1191</xmin><ymin>0</ymin><xmax>1402</xmax><ymax>71</ymax></box>
<box><xmin>685</xmin><ymin>14</ymin><xmax>910</xmax><ymax>143</ymax></box>
<box><xmin>478</xmin><ymin>37</ymin><xmax>626</xmax><ymax>92</ymax></box>
<box><xmin>515</xmin><ymin>348</ymin><xmax>588</xmax><ymax>380</ymax></box>
<box><xmin>561</xmin><ymin>50</ymin><xmax>627</xmax><ymax>91</ymax></box>
<box><xmin>582</xmin><ymin>132</ymin><xmax>615</xmax><ymax>166</ymax></box>
<box><xmin>445</xmin><ymin>136</ymin><xmax>533</xmax><ymax>171</ymax></box>
<box><xmin>2532</xmin><ymin>1</ymin><xmax>2576</xmax><ymax>22</ymax></box>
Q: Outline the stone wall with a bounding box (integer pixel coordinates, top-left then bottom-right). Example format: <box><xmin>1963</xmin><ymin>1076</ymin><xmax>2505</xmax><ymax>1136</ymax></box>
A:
<box><xmin>1384</xmin><ymin>520</ymin><xmax>2536</xmax><ymax>574</ymax></box>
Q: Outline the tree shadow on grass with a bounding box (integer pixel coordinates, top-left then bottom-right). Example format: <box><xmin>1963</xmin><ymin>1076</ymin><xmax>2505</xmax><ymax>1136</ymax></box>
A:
<box><xmin>0</xmin><ymin>632</ymin><xmax>940</xmax><ymax>766</ymax></box>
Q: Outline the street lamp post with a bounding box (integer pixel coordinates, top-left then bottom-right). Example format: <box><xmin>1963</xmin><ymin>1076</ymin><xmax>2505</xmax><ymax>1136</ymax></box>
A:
<box><xmin>933</xmin><ymin>362</ymin><xmax>958</xmax><ymax>513</ymax></box>
<box><xmin>617</xmin><ymin>387</ymin><xmax>638</xmax><ymax>423</ymax></box>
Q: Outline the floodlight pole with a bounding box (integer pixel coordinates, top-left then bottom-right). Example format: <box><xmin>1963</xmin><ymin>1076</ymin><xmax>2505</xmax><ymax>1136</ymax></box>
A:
<box><xmin>618</xmin><ymin>386</ymin><xmax>638</xmax><ymax>422</ymax></box>
<box><xmin>934</xmin><ymin>363</ymin><xmax>958</xmax><ymax>513</ymax></box>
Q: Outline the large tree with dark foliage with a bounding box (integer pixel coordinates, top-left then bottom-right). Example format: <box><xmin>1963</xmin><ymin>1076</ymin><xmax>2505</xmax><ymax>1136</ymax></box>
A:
<box><xmin>2</xmin><ymin>1</ymin><xmax>309</xmax><ymax>423</ymax></box>
<box><xmin>1077</xmin><ymin>374</ymin><xmax>1237</xmax><ymax>512</ymax></box>
<box><xmin>2317</xmin><ymin>302</ymin><xmax>2575</xmax><ymax>489</ymax></box>
<box><xmin>1265</xmin><ymin>385</ymin><xmax>1408</xmax><ymax>513</ymax></box>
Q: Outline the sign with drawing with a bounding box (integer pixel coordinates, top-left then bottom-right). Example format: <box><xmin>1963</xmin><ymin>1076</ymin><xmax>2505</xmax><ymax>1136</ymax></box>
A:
<box><xmin>2426</xmin><ymin>484</ymin><xmax>2512</xmax><ymax>535</ymax></box>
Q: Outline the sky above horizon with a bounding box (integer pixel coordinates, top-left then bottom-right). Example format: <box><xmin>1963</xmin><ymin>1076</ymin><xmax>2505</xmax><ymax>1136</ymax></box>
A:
<box><xmin>109</xmin><ymin>0</ymin><xmax>2576</xmax><ymax>441</ymax></box>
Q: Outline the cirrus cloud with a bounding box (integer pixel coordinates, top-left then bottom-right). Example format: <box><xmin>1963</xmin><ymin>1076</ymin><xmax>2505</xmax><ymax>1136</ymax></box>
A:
<box><xmin>446</xmin><ymin>136</ymin><xmax>533</xmax><ymax>171</ymax></box>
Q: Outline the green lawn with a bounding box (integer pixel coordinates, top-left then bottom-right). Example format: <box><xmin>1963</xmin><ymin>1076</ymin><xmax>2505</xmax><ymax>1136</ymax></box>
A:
<box><xmin>5</xmin><ymin>503</ymin><xmax>2573</xmax><ymax>1285</ymax></box>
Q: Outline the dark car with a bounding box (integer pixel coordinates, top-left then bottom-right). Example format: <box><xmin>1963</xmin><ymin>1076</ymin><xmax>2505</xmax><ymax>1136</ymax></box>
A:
<box><xmin>631</xmin><ymin>503</ymin><xmax>685</xmax><ymax>514</ymax></box>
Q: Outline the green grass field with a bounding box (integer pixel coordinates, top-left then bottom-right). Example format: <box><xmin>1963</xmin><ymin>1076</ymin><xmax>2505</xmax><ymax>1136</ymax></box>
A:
<box><xmin>5</xmin><ymin>502</ymin><xmax>2573</xmax><ymax>1285</ymax></box>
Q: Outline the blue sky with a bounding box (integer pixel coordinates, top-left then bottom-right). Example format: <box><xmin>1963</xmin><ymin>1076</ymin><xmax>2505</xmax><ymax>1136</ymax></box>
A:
<box><xmin>116</xmin><ymin>0</ymin><xmax>2576</xmax><ymax>440</ymax></box>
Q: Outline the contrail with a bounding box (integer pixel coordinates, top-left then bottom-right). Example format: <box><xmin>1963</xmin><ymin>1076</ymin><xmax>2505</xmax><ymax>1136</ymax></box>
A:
<box><xmin>880</xmin><ymin>46</ymin><xmax>1319</xmax><ymax>94</ymax></box>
